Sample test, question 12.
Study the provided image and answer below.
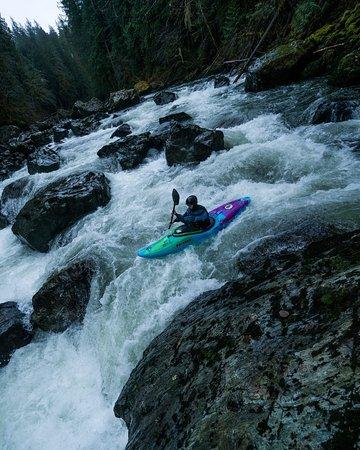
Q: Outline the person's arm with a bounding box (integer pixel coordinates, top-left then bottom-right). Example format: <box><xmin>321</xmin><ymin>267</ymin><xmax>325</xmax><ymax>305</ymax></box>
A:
<box><xmin>174</xmin><ymin>209</ymin><xmax>194</xmax><ymax>224</ymax></box>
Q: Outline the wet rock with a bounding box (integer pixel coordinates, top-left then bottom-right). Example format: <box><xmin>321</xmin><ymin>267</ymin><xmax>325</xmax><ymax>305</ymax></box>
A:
<box><xmin>330</xmin><ymin>50</ymin><xmax>360</xmax><ymax>87</ymax></box>
<box><xmin>0</xmin><ymin>144</ymin><xmax>26</xmax><ymax>181</ymax></box>
<box><xmin>108</xmin><ymin>89</ymin><xmax>140</xmax><ymax>112</ymax></box>
<box><xmin>214</xmin><ymin>75</ymin><xmax>230</xmax><ymax>88</ymax></box>
<box><xmin>153</xmin><ymin>91</ymin><xmax>177</xmax><ymax>105</ymax></box>
<box><xmin>72</xmin><ymin>98</ymin><xmax>105</xmax><ymax>119</ymax></box>
<box><xmin>0</xmin><ymin>125</ymin><xmax>21</xmax><ymax>145</ymax></box>
<box><xmin>0</xmin><ymin>302</ymin><xmax>33</xmax><ymax>367</ymax></box>
<box><xmin>97</xmin><ymin>133</ymin><xmax>163</xmax><ymax>170</ymax></box>
<box><xmin>110</xmin><ymin>124</ymin><xmax>132</xmax><ymax>139</ymax></box>
<box><xmin>27</xmin><ymin>148</ymin><xmax>61</xmax><ymax>175</ymax></box>
<box><xmin>159</xmin><ymin>112</ymin><xmax>192</xmax><ymax>124</ymax></box>
<box><xmin>12</xmin><ymin>171</ymin><xmax>111</xmax><ymax>252</ymax></box>
<box><xmin>0</xmin><ymin>176</ymin><xmax>35</xmax><ymax>223</ymax></box>
<box><xmin>0</xmin><ymin>212</ymin><xmax>8</xmax><ymax>229</ymax></box>
<box><xmin>165</xmin><ymin>123</ymin><xmax>224</xmax><ymax>166</ymax></box>
<box><xmin>70</xmin><ymin>113</ymin><xmax>106</xmax><ymax>136</ymax></box>
<box><xmin>245</xmin><ymin>41</ymin><xmax>315</xmax><ymax>92</ymax></box>
<box><xmin>310</xmin><ymin>98</ymin><xmax>357</xmax><ymax>124</ymax></box>
<box><xmin>53</xmin><ymin>126</ymin><xmax>69</xmax><ymax>143</ymax></box>
<box><xmin>114</xmin><ymin>229</ymin><xmax>360</xmax><ymax>450</ymax></box>
<box><xmin>29</xmin><ymin>130</ymin><xmax>52</xmax><ymax>147</ymax></box>
<box><xmin>31</xmin><ymin>261</ymin><xmax>95</xmax><ymax>332</ymax></box>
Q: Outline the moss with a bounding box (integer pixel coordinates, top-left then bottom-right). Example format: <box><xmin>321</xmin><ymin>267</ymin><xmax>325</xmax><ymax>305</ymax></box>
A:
<box><xmin>330</xmin><ymin>50</ymin><xmax>360</xmax><ymax>86</ymax></box>
<box><xmin>306</xmin><ymin>24</ymin><xmax>335</xmax><ymax>46</ymax></box>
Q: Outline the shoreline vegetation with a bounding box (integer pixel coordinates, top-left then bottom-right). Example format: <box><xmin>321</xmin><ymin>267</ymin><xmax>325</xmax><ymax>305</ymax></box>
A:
<box><xmin>1</xmin><ymin>0</ymin><xmax>359</xmax><ymax>128</ymax></box>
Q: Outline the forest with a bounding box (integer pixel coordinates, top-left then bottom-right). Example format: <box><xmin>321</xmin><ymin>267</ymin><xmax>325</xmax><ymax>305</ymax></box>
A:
<box><xmin>0</xmin><ymin>0</ymin><xmax>359</xmax><ymax>127</ymax></box>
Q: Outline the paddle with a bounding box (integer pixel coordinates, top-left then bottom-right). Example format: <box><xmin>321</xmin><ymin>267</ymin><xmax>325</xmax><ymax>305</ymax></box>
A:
<box><xmin>168</xmin><ymin>189</ymin><xmax>180</xmax><ymax>229</ymax></box>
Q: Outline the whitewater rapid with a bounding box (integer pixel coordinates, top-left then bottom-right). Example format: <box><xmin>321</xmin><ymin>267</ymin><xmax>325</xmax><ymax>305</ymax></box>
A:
<box><xmin>0</xmin><ymin>77</ymin><xmax>359</xmax><ymax>449</ymax></box>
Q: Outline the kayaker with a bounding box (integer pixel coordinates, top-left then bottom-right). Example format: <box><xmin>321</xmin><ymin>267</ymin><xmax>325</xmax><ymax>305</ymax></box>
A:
<box><xmin>174</xmin><ymin>195</ymin><xmax>211</xmax><ymax>231</ymax></box>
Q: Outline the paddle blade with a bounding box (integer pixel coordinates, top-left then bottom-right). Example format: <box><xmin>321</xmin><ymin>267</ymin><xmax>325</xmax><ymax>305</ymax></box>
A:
<box><xmin>172</xmin><ymin>189</ymin><xmax>180</xmax><ymax>206</ymax></box>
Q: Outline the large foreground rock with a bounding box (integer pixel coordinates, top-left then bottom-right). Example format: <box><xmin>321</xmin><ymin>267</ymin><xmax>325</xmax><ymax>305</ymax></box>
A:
<box><xmin>108</xmin><ymin>89</ymin><xmax>140</xmax><ymax>112</ymax></box>
<box><xmin>114</xmin><ymin>229</ymin><xmax>360</xmax><ymax>449</ymax></box>
<box><xmin>0</xmin><ymin>302</ymin><xmax>33</xmax><ymax>367</ymax></box>
<box><xmin>31</xmin><ymin>261</ymin><xmax>95</xmax><ymax>332</ymax></box>
<box><xmin>165</xmin><ymin>123</ymin><xmax>224</xmax><ymax>166</ymax></box>
<box><xmin>72</xmin><ymin>98</ymin><xmax>105</xmax><ymax>119</ymax></box>
<box><xmin>97</xmin><ymin>133</ymin><xmax>163</xmax><ymax>170</ymax></box>
<box><xmin>12</xmin><ymin>171</ymin><xmax>111</xmax><ymax>252</ymax></box>
<box><xmin>27</xmin><ymin>148</ymin><xmax>60</xmax><ymax>175</ymax></box>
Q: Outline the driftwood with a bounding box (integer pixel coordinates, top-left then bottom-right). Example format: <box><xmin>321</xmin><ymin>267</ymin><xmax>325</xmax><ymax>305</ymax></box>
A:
<box><xmin>223</xmin><ymin>58</ymin><xmax>255</xmax><ymax>65</ymax></box>
<box><xmin>234</xmin><ymin>7</ymin><xmax>281</xmax><ymax>83</ymax></box>
<box><xmin>313</xmin><ymin>43</ymin><xmax>346</xmax><ymax>54</ymax></box>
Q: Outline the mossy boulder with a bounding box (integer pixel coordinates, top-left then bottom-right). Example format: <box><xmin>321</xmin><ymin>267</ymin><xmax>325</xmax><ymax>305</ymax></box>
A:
<box><xmin>245</xmin><ymin>40</ymin><xmax>316</xmax><ymax>92</ymax></box>
<box><xmin>330</xmin><ymin>51</ymin><xmax>360</xmax><ymax>87</ymax></box>
<box><xmin>134</xmin><ymin>80</ymin><xmax>150</xmax><ymax>94</ymax></box>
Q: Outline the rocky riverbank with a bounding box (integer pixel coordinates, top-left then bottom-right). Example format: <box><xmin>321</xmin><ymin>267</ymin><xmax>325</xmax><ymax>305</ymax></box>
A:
<box><xmin>115</xmin><ymin>226</ymin><xmax>360</xmax><ymax>449</ymax></box>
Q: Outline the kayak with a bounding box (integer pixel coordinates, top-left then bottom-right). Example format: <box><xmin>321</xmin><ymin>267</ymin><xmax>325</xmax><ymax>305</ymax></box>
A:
<box><xmin>138</xmin><ymin>196</ymin><xmax>250</xmax><ymax>259</ymax></box>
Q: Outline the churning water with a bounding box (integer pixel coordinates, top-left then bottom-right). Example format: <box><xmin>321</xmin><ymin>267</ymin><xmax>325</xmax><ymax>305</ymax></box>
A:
<box><xmin>0</xmin><ymin>77</ymin><xmax>359</xmax><ymax>449</ymax></box>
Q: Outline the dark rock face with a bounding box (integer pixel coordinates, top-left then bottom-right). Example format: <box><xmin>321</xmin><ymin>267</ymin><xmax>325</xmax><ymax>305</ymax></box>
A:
<box><xmin>31</xmin><ymin>261</ymin><xmax>95</xmax><ymax>332</ymax></box>
<box><xmin>109</xmin><ymin>89</ymin><xmax>140</xmax><ymax>112</ymax></box>
<box><xmin>72</xmin><ymin>98</ymin><xmax>105</xmax><ymax>119</ymax></box>
<box><xmin>0</xmin><ymin>302</ymin><xmax>33</xmax><ymax>367</ymax></box>
<box><xmin>12</xmin><ymin>171</ymin><xmax>111</xmax><ymax>252</ymax></box>
<box><xmin>70</xmin><ymin>114</ymin><xmax>106</xmax><ymax>137</ymax></box>
<box><xmin>214</xmin><ymin>75</ymin><xmax>230</xmax><ymax>88</ymax></box>
<box><xmin>29</xmin><ymin>130</ymin><xmax>52</xmax><ymax>147</ymax></box>
<box><xmin>245</xmin><ymin>41</ymin><xmax>315</xmax><ymax>92</ymax></box>
<box><xmin>310</xmin><ymin>99</ymin><xmax>357</xmax><ymax>124</ymax></box>
<box><xmin>0</xmin><ymin>212</ymin><xmax>8</xmax><ymax>229</ymax></box>
<box><xmin>0</xmin><ymin>176</ymin><xmax>35</xmax><ymax>223</ymax></box>
<box><xmin>0</xmin><ymin>125</ymin><xmax>21</xmax><ymax>145</ymax></box>
<box><xmin>97</xmin><ymin>133</ymin><xmax>163</xmax><ymax>170</ymax></box>
<box><xmin>153</xmin><ymin>91</ymin><xmax>177</xmax><ymax>105</ymax></box>
<box><xmin>0</xmin><ymin>145</ymin><xmax>26</xmax><ymax>181</ymax></box>
<box><xmin>27</xmin><ymin>148</ymin><xmax>61</xmax><ymax>175</ymax></box>
<box><xmin>165</xmin><ymin>123</ymin><xmax>224</xmax><ymax>166</ymax></box>
<box><xmin>110</xmin><ymin>124</ymin><xmax>132</xmax><ymax>139</ymax></box>
<box><xmin>53</xmin><ymin>126</ymin><xmax>69</xmax><ymax>143</ymax></box>
<box><xmin>114</xmin><ymin>229</ymin><xmax>360</xmax><ymax>450</ymax></box>
<box><xmin>159</xmin><ymin>112</ymin><xmax>192</xmax><ymax>124</ymax></box>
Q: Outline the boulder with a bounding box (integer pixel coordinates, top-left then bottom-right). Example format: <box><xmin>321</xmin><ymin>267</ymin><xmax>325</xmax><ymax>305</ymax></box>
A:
<box><xmin>70</xmin><ymin>113</ymin><xmax>106</xmax><ymax>137</ymax></box>
<box><xmin>165</xmin><ymin>123</ymin><xmax>224</xmax><ymax>166</ymax></box>
<box><xmin>0</xmin><ymin>302</ymin><xmax>33</xmax><ymax>367</ymax></box>
<box><xmin>330</xmin><ymin>50</ymin><xmax>360</xmax><ymax>87</ymax></box>
<box><xmin>0</xmin><ymin>125</ymin><xmax>21</xmax><ymax>145</ymax></box>
<box><xmin>0</xmin><ymin>144</ymin><xmax>26</xmax><ymax>181</ymax></box>
<box><xmin>98</xmin><ymin>133</ymin><xmax>163</xmax><ymax>170</ymax></box>
<box><xmin>53</xmin><ymin>126</ymin><xmax>69</xmax><ymax>143</ymax></box>
<box><xmin>245</xmin><ymin>41</ymin><xmax>315</xmax><ymax>92</ymax></box>
<box><xmin>310</xmin><ymin>98</ymin><xmax>357</xmax><ymax>124</ymax></box>
<box><xmin>27</xmin><ymin>148</ymin><xmax>61</xmax><ymax>175</ymax></box>
<box><xmin>153</xmin><ymin>91</ymin><xmax>177</xmax><ymax>105</ymax></box>
<box><xmin>31</xmin><ymin>261</ymin><xmax>95</xmax><ymax>332</ymax></box>
<box><xmin>29</xmin><ymin>130</ymin><xmax>53</xmax><ymax>147</ymax></box>
<box><xmin>108</xmin><ymin>89</ymin><xmax>140</xmax><ymax>112</ymax></box>
<box><xmin>0</xmin><ymin>212</ymin><xmax>8</xmax><ymax>229</ymax></box>
<box><xmin>214</xmin><ymin>75</ymin><xmax>230</xmax><ymax>88</ymax></box>
<box><xmin>110</xmin><ymin>124</ymin><xmax>132</xmax><ymax>139</ymax></box>
<box><xmin>0</xmin><ymin>176</ymin><xmax>35</xmax><ymax>223</ymax></box>
<box><xmin>114</xmin><ymin>229</ymin><xmax>360</xmax><ymax>449</ymax></box>
<box><xmin>134</xmin><ymin>80</ymin><xmax>151</xmax><ymax>94</ymax></box>
<box><xmin>72</xmin><ymin>98</ymin><xmax>105</xmax><ymax>119</ymax></box>
<box><xmin>12</xmin><ymin>171</ymin><xmax>111</xmax><ymax>252</ymax></box>
<box><xmin>159</xmin><ymin>112</ymin><xmax>192</xmax><ymax>124</ymax></box>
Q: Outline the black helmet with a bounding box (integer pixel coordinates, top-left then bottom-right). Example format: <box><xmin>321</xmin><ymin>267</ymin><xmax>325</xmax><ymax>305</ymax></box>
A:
<box><xmin>186</xmin><ymin>195</ymin><xmax>198</xmax><ymax>206</ymax></box>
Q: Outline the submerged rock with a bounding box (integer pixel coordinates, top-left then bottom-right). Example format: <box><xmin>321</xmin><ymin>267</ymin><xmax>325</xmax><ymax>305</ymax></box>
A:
<box><xmin>245</xmin><ymin>41</ymin><xmax>315</xmax><ymax>92</ymax></box>
<box><xmin>214</xmin><ymin>75</ymin><xmax>230</xmax><ymax>88</ymax></box>
<box><xmin>153</xmin><ymin>91</ymin><xmax>177</xmax><ymax>105</ymax></box>
<box><xmin>110</xmin><ymin>124</ymin><xmax>132</xmax><ymax>139</ymax></box>
<box><xmin>72</xmin><ymin>98</ymin><xmax>105</xmax><ymax>119</ymax></box>
<box><xmin>165</xmin><ymin>123</ymin><xmax>224</xmax><ymax>166</ymax></box>
<box><xmin>12</xmin><ymin>171</ymin><xmax>111</xmax><ymax>252</ymax></box>
<box><xmin>159</xmin><ymin>112</ymin><xmax>192</xmax><ymax>124</ymax></box>
<box><xmin>31</xmin><ymin>261</ymin><xmax>95</xmax><ymax>332</ymax></box>
<box><xmin>114</xmin><ymin>229</ymin><xmax>360</xmax><ymax>449</ymax></box>
<box><xmin>310</xmin><ymin>98</ymin><xmax>357</xmax><ymax>124</ymax></box>
<box><xmin>109</xmin><ymin>89</ymin><xmax>140</xmax><ymax>112</ymax></box>
<box><xmin>97</xmin><ymin>133</ymin><xmax>163</xmax><ymax>170</ymax></box>
<box><xmin>27</xmin><ymin>148</ymin><xmax>61</xmax><ymax>175</ymax></box>
<box><xmin>0</xmin><ymin>302</ymin><xmax>33</xmax><ymax>367</ymax></box>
